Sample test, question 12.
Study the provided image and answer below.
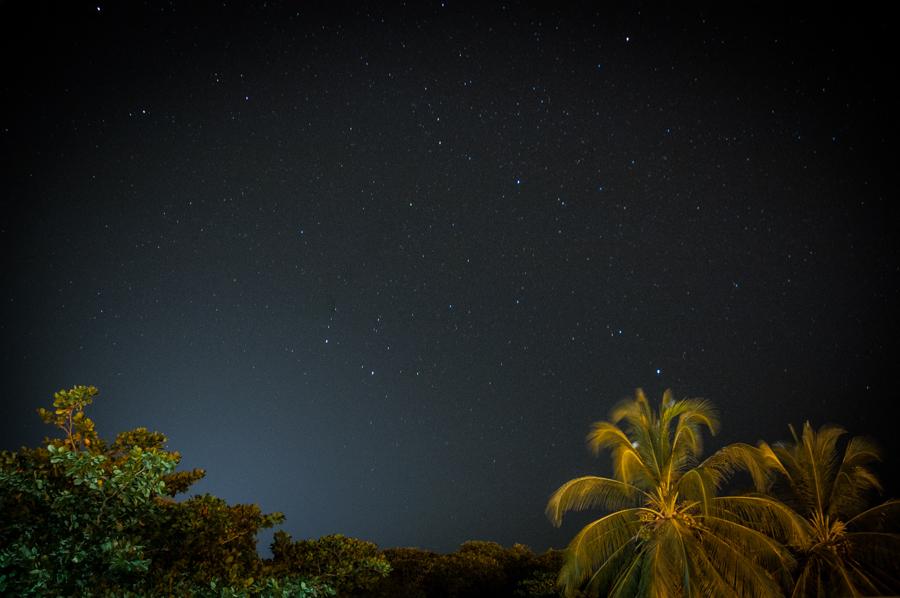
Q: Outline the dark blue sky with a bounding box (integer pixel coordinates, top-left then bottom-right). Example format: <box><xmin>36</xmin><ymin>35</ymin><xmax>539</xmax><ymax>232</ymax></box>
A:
<box><xmin>2</xmin><ymin>2</ymin><xmax>896</xmax><ymax>554</ymax></box>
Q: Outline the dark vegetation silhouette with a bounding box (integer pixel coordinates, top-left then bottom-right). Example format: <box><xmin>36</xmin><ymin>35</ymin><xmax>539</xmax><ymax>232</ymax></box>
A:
<box><xmin>1</xmin><ymin>386</ymin><xmax>897</xmax><ymax>597</ymax></box>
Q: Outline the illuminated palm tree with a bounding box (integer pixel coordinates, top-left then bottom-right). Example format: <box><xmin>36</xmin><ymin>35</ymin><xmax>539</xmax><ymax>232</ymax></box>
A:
<box><xmin>755</xmin><ymin>422</ymin><xmax>900</xmax><ymax>597</ymax></box>
<box><xmin>547</xmin><ymin>389</ymin><xmax>804</xmax><ymax>597</ymax></box>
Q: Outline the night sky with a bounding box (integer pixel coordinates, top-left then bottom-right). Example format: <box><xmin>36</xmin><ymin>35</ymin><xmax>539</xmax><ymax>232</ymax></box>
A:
<box><xmin>2</xmin><ymin>3</ymin><xmax>897</xmax><ymax>554</ymax></box>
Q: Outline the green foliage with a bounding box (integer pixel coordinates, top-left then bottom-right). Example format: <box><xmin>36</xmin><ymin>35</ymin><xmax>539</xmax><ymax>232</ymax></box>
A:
<box><xmin>5</xmin><ymin>383</ymin><xmax>897</xmax><ymax>598</ymax></box>
<box><xmin>0</xmin><ymin>385</ymin><xmax>328</xmax><ymax>597</ymax></box>
<box><xmin>36</xmin><ymin>385</ymin><xmax>100</xmax><ymax>451</ymax></box>
<box><xmin>143</xmin><ymin>494</ymin><xmax>287</xmax><ymax>593</ymax></box>
<box><xmin>425</xmin><ymin>547</ymin><xmax>504</xmax><ymax>596</ymax></box>
<box><xmin>376</xmin><ymin>547</ymin><xmax>441</xmax><ymax>598</ymax></box>
<box><xmin>0</xmin><ymin>386</ymin><xmax>179</xmax><ymax>595</ymax></box>
<box><xmin>514</xmin><ymin>550</ymin><xmax>567</xmax><ymax>597</ymax></box>
<box><xmin>369</xmin><ymin>543</ymin><xmax>565</xmax><ymax>598</ymax></box>
<box><xmin>423</xmin><ymin>541</ymin><xmax>543</xmax><ymax>596</ymax></box>
<box><xmin>161</xmin><ymin>573</ymin><xmax>333</xmax><ymax>597</ymax></box>
<box><xmin>269</xmin><ymin>531</ymin><xmax>390</xmax><ymax>595</ymax></box>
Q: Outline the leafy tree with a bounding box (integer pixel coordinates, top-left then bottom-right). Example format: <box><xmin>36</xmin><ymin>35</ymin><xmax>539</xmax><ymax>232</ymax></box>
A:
<box><xmin>373</xmin><ymin>542</ymin><xmax>567</xmax><ymax>598</ymax></box>
<box><xmin>268</xmin><ymin>531</ymin><xmax>390</xmax><ymax>596</ymax></box>
<box><xmin>375</xmin><ymin>547</ymin><xmax>440</xmax><ymax>598</ymax></box>
<box><xmin>547</xmin><ymin>388</ymin><xmax>804</xmax><ymax>597</ymax></box>
<box><xmin>424</xmin><ymin>547</ymin><xmax>505</xmax><ymax>597</ymax></box>
<box><xmin>0</xmin><ymin>385</ymin><xmax>329</xmax><ymax>597</ymax></box>
<box><xmin>513</xmin><ymin>549</ymin><xmax>566</xmax><ymax>597</ymax></box>
<box><xmin>754</xmin><ymin>422</ymin><xmax>900</xmax><ymax>597</ymax></box>
<box><xmin>145</xmin><ymin>494</ymin><xmax>287</xmax><ymax>593</ymax></box>
<box><xmin>0</xmin><ymin>386</ymin><xmax>178</xmax><ymax>595</ymax></box>
<box><xmin>450</xmin><ymin>541</ymin><xmax>545</xmax><ymax>596</ymax></box>
<box><xmin>368</xmin><ymin>543</ymin><xmax>566</xmax><ymax>598</ymax></box>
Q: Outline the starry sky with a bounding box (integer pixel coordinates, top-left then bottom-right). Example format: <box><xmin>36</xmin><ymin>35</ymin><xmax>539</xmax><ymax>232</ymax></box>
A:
<box><xmin>2</xmin><ymin>3</ymin><xmax>897</xmax><ymax>554</ymax></box>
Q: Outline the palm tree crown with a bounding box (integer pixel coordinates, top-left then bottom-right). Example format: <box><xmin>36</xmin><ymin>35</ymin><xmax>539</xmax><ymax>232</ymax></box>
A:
<box><xmin>757</xmin><ymin>422</ymin><xmax>900</xmax><ymax>597</ymax></box>
<box><xmin>547</xmin><ymin>388</ymin><xmax>801</xmax><ymax>597</ymax></box>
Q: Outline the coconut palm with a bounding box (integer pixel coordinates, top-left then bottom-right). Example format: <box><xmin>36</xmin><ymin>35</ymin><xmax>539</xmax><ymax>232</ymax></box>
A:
<box><xmin>547</xmin><ymin>389</ymin><xmax>805</xmax><ymax>597</ymax></box>
<box><xmin>755</xmin><ymin>422</ymin><xmax>900</xmax><ymax>597</ymax></box>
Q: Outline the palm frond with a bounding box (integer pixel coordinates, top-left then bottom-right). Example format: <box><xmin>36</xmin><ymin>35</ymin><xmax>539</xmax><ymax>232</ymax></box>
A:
<box><xmin>635</xmin><ymin>426</ymin><xmax>664</xmax><ymax>485</ymax></box>
<box><xmin>676</xmin><ymin>467</ymin><xmax>717</xmax><ymax>514</ymax></box>
<box><xmin>609</xmin><ymin>388</ymin><xmax>654</xmax><ymax>430</ymax></box>
<box><xmin>656</xmin><ymin>389</ymin><xmax>678</xmax><ymax>466</ymax></box>
<box><xmin>845</xmin><ymin>531</ymin><xmax>900</xmax><ymax>582</ymax></box>
<box><xmin>845</xmin><ymin>536</ymin><xmax>900</xmax><ymax>594</ymax></box>
<box><xmin>670</xmin><ymin>423</ymin><xmax>701</xmax><ymax>474</ymax></box>
<box><xmin>829</xmin><ymin>467</ymin><xmax>882</xmax><ymax>519</ymax></box>
<box><xmin>558</xmin><ymin>508</ymin><xmax>643</xmax><ymax>593</ymax></box>
<box><xmin>840</xmin><ymin>435</ymin><xmax>881</xmax><ymax>468</ymax></box>
<box><xmin>578</xmin><ymin>533</ymin><xmax>640</xmax><ymax>598</ymax></box>
<box><xmin>711</xmin><ymin>495</ymin><xmax>810</xmax><ymax>547</ymax></box>
<box><xmin>681</xmin><ymin>531</ymin><xmax>743</xmax><ymax>598</ymax></box>
<box><xmin>546</xmin><ymin>476</ymin><xmax>644</xmax><ymax>526</ymax></box>
<box><xmin>842</xmin><ymin>556</ymin><xmax>885</xmax><ymax>596</ymax></box>
<box><xmin>701</xmin><ymin>513</ymin><xmax>796</xmax><ymax>575</ymax></box>
<box><xmin>827</xmin><ymin>436</ymin><xmax>883</xmax><ymax>518</ymax></box>
<box><xmin>695</xmin><ymin>516</ymin><xmax>791</xmax><ymax>596</ymax></box>
<box><xmin>695</xmin><ymin>442</ymin><xmax>772</xmax><ymax>492</ymax></box>
<box><xmin>770</xmin><ymin>442</ymin><xmax>811</xmax><ymax>511</ymax></box>
<box><xmin>587</xmin><ymin>422</ymin><xmax>655</xmax><ymax>487</ymax></box>
<box><xmin>639</xmin><ymin>525</ymin><xmax>684</xmax><ymax>598</ymax></box>
<box><xmin>770</xmin><ymin>424</ymin><xmax>843</xmax><ymax>517</ymax></box>
<box><xmin>586</xmin><ymin>421</ymin><xmax>633</xmax><ymax>455</ymax></box>
<box><xmin>801</xmin><ymin>422</ymin><xmax>846</xmax><ymax>513</ymax></box>
<box><xmin>756</xmin><ymin>441</ymin><xmax>789</xmax><ymax>482</ymax></box>
<box><xmin>844</xmin><ymin>498</ymin><xmax>900</xmax><ymax>531</ymax></box>
<box><xmin>830</xmin><ymin>557</ymin><xmax>867</xmax><ymax>598</ymax></box>
<box><xmin>790</xmin><ymin>557</ymin><xmax>817</xmax><ymax>598</ymax></box>
<box><xmin>672</xmin><ymin>521</ymin><xmax>693</xmax><ymax>597</ymax></box>
<box><xmin>605</xmin><ymin>543</ymin><xmax>646</xmax><ymax>598</ymax></box>
<box><xmin>665</xmin><ymin>397</ymin><xmax>718</xmax><ymax>482</ymax></box>
<box><xmin>669</xmin><ymin>398</ymin><xmax>719</xmax><ymax>435</ymax></box>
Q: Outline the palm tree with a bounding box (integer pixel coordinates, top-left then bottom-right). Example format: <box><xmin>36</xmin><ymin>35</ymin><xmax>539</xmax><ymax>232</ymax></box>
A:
<box><xmin>755</xmin><ymin>422</ymin><xmax>900</xmax><ymax>597</ymax></box>
<box><xmin>547</xmin><ymin>389</ymin><xmax>804</xmax><ymax>597</ymax></box>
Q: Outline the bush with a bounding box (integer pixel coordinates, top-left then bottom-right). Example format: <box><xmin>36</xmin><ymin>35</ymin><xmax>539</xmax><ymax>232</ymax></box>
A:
<box><xmin>369</xmin><ymin>542</ymin><xmax>565</xmax><ymax>598</ymax></box>
<box><xmin>0</xmin><ymin>385</ymin><xmax>329</xmax><ymax>596</ymax></box>
<box><xmin>269</xmin><ymin>531</ymin><xmax>390</xmax><ymax>596</ymax></box>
